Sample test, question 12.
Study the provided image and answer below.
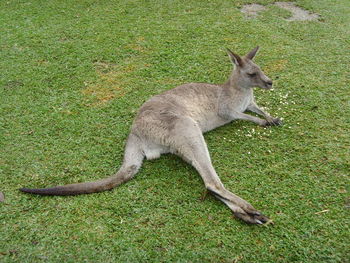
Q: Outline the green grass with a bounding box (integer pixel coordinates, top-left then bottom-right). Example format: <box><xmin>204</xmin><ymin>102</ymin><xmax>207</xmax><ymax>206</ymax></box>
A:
<box><xmin>1</xmin><ymin>0</ymin><xmax>349</xmax><ymax>262</ymax></box>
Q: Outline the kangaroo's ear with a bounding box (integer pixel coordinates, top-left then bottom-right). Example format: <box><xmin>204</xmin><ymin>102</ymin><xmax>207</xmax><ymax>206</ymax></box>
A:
<box><xmin>245</xmin><ymin>46</ymin><xmax>260</xmax><ymax>60</ymax></box>
<box><xmin>226</xmin><ymin>48</ymin><xmax>243</xmax><ymax>67</ymax></box>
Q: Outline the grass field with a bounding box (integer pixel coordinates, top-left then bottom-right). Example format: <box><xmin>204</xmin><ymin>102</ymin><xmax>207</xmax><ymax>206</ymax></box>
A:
<box><xmin>1</xmin><ymin>0</ymin><xmax>349</xmax><ymax>262</ymax></box>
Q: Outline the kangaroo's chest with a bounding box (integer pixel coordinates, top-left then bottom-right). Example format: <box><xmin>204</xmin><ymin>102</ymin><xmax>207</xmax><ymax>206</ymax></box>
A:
<box><xmin>231</xmin><ymin>91</ymin><xmax>253</xmax><ymax>112</ymax></box>
<box><xmin>197</xmin><ymin>88</ymin><xmax>254</xmax><ymax>132</ymax></box>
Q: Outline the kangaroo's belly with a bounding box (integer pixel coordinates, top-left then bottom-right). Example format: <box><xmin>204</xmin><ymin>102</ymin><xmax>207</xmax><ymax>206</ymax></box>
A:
<box><xmin>194</xmin><ymin>112</ymin><xmax>231</xmax><ymax>133</ymax></box>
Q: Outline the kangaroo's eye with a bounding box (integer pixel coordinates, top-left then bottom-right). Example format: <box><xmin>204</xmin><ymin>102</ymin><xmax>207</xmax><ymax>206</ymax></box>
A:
<box><xmin>248</xmin><ymin>73</ymin><xmax>257</xmax><ymax>77</ymax></box>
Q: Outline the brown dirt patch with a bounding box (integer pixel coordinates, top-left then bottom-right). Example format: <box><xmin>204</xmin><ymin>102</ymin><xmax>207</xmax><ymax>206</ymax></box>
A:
<box><xmin>240</xmin><ymin>4</ymin><xmax>266</xmax><ymax>18</ymax></box>
<box><xmin>241</xmin><ymin>2</ymin><xmax>319</xmax><ymax>21</ymax></box>
<box><xmin>275</xmin><ymin>2</ymin><xmax>319</xmax><ymax>21</ymax></box>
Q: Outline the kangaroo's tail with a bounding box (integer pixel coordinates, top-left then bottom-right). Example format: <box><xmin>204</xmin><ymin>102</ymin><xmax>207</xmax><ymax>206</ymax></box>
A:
<box><xmin>20</xmin><ymin>134</ymin><xmax>144</xmax><ymax>196</ymax></box>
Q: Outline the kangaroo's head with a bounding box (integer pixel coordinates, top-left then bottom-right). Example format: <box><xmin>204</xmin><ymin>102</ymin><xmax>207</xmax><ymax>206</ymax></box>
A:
<box><xmin>227</xmin><ymin>46</ymin><xmax>273</xmax><ymax>90</ymax></box>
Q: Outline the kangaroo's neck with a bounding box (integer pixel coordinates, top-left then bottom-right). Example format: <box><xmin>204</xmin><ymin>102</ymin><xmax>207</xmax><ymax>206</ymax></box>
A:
<box><xmin>219</xmin><ymin>69</ymin><xmax>254</xmax><ymax>108</ymax></box>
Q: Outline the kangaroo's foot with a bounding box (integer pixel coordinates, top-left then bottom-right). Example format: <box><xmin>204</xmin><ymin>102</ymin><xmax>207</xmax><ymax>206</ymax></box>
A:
<box><xmin>233</xmin><ymin>209</ymin><xmax>270</xmax><ymax>225</ymax></box>
<box><xmin>214</xmin><ymin>194</ymin><xmax>270</xmax><ymax>224</ymax></box>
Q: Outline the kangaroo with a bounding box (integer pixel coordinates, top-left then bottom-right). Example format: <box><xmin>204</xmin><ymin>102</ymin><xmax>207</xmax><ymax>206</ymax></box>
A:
<box><xmin>20</xmin><ymin>47</ymin><xmax>282</xmax><ymax>224</ymax></box>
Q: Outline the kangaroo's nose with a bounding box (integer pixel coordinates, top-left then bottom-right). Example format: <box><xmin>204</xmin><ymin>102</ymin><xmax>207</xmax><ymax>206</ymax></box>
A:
<box><xmin>266</xmin><ymin>80</ymin><xmax>273</xmax><ymax>86</ymax></box>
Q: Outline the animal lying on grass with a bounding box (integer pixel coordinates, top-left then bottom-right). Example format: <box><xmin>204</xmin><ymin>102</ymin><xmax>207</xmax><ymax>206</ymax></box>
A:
<box><xmin>21</xmin><ymin>47</ymin><xmax>282</xmax><ymax>224</ymax></box>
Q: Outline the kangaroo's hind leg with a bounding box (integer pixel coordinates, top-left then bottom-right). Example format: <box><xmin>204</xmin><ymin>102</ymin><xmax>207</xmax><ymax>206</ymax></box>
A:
<box><xmin>169</xmin><ymin>116</ymin><xmax>269</xmax><ymax>224</ymax></box>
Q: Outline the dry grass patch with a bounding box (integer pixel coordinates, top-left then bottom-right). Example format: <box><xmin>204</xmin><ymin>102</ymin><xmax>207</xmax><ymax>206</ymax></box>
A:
<box><xmin>264</xmin><ymin>59</ymin><xmax>288</xmax><ymax>74</ymax></box>
<box><xmin>82</xmin><ymin>59</ymin><xmax>149</xmax><ymax>106</ymax></box>
<box><xmin>82</xmin><ymin>63</ymin><xmax>127</xmax><ymax>106</ymax></box>
<box><xmin>82</xmin><ymin>37</ymin><xmax>150</xmax><ymax>106</ymax></box>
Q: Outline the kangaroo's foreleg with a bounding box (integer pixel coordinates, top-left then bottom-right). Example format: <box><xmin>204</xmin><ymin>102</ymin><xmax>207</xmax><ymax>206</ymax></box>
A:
<box><xmin>170</xmin><ymin>117</ymin><xmax>269</xmax><ymax>224</ymax></box>
<box><xmin>230</xmin><ymin>111</ymin><xmax>268</xmax><ymax>126</ymax></box>
<box><xmin>247</xmin><ymin>102</ymin><xmax>282</xmax><ymax>126</ymax></box>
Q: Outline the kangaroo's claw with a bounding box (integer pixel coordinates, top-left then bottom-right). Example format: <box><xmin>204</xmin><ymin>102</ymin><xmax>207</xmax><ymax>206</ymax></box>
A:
<box><xmin>272</xmin><ymin>118</ymin><xmax>283</xmax><ymax>126</ymax></box>
<box><xmin>264</xmin><ymin>117</ymin><xmax>282</xmax><ymax>127</ymax></box>
<box><xmin>233</xmin><ymin>210</ymin><xmax>270</xmax><ymax>225</ymax></box>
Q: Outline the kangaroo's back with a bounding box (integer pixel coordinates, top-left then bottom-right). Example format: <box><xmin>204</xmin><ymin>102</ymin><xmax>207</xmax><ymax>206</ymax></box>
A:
<box><xmin>135</xmin><ymin>83</ymin><xmax>222</xmax><ymax>130</ymax></box>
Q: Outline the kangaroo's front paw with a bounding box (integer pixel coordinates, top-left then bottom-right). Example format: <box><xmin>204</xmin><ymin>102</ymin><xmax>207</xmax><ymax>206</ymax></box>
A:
<box><xmin>233</xmin><ymin>208</ymin><xmax>270</xmax><ymax>225</ymax></box>
<box><xmin>264</xmin><ymin>117</ymin><xmax>283</xmax><ymax>126</ymax></box>
<box><xmin>271</xmin><ymin>118</ymin><xmax>283</xmax><ymax>126</ymax></box>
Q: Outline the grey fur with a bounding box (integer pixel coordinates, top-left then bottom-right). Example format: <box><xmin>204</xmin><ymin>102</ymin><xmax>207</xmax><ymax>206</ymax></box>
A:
<box><xmin>20</xmin><ymin>47</ymin><xmax>281</xmax><ymax>224</ymax></box>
